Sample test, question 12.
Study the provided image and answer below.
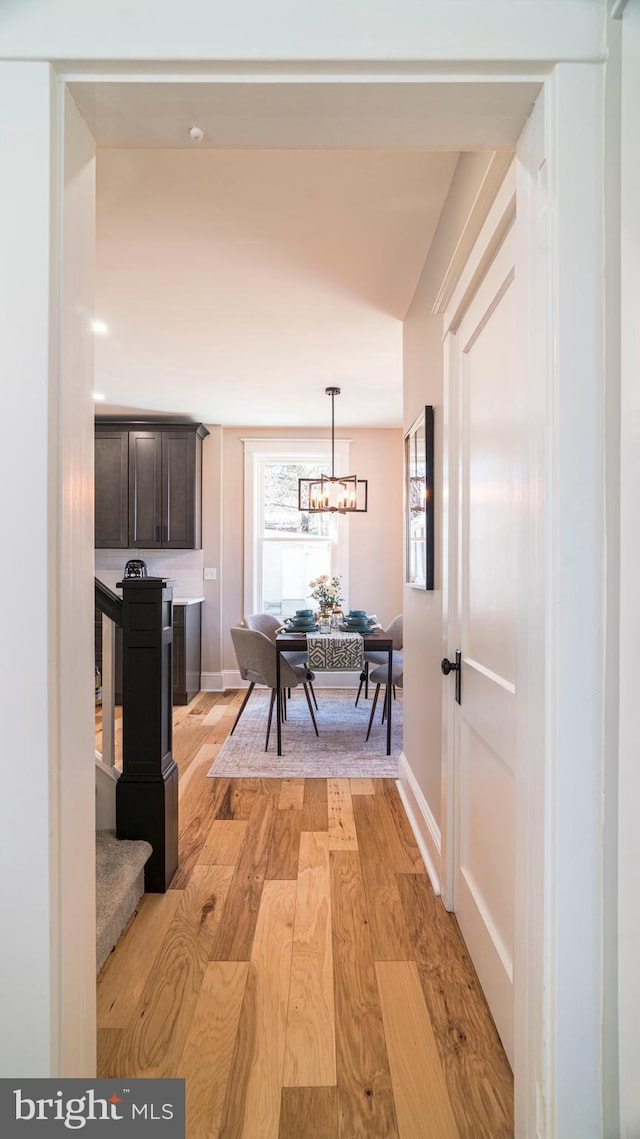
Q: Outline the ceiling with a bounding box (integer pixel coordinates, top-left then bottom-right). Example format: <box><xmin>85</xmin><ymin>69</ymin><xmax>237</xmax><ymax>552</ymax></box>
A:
<box><xmin>70</xmin><ymin>78</ymin><xmax>540</xmax><ymax>427</ymax></box>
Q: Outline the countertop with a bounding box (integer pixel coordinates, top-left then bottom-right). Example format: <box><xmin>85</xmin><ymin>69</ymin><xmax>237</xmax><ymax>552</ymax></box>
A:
<box><xmin>173</xmin><ymin>597</ymin><xmax>204</xmax><ymax>605</ymax></box>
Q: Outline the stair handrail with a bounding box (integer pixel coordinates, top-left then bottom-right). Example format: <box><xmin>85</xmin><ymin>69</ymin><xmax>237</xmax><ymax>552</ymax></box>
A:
<box><xmin>95</xmin><ymin>578</ymin><xmax>123</xmax><ymax>626</ymax></box>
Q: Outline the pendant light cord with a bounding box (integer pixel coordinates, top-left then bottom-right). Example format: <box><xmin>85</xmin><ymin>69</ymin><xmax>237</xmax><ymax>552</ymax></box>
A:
<box><xmin>330</xmin><ymin>388</ymin><xmax>335</xmax><ymax>478</ymax></box>
<box><xmin>327</xmin><ymin>385</ymin><xmax>339</xmax><ymax>480</ymax></box>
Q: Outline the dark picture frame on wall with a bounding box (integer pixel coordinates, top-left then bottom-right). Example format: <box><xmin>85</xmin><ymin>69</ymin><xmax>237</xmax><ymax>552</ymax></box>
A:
<box><xmin>404</xmin><ymin>405</ymin><xmax>434</xmax><ymax>590</ymax></box>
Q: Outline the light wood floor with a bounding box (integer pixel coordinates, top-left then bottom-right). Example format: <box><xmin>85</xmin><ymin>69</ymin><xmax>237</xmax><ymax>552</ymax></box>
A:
<box><xmin>97</xmin><ymin>690</ymin><xmax>514</xmax><ymax>1138</ymax></box>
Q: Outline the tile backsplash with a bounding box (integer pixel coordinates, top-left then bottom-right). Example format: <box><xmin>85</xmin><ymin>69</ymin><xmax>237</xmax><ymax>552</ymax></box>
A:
<box><xmin>95</xmin><ymin>549</ymin><xmax>204</xmax><ymax>598</ymax></box>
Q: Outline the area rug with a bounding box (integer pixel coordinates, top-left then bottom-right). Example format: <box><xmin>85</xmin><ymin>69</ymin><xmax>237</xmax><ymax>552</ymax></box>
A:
<box><xmin>207</xmin><ymin>688</ymin><xmax>401</xmax><ymax>778</ymax></box>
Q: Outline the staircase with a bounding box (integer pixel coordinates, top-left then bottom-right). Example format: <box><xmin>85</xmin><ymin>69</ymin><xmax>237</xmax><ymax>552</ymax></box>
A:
<box><xmin>96</xmin><ymin>831</ymin><xmax>152</xmax><ymax>972</ymax></box>
<box><xmin>94</xmin><ymin>575</ymin><xmax>179</xmax><ymax>972</ymax></box>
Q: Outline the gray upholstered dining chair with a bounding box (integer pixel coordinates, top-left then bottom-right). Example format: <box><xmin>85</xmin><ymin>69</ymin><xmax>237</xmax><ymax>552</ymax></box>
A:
<box><xmin>246</xmin><ymin>612</ymin><xmax>318</xmax><ymax>708</ymax></box>
<box><xmin>229</xmin><ymin>625</ymin><xmax>319</xmax><ymax>750</ymax></box>
<box><xmin>365</xmin><ymin>658</ymin><xmax>403</xmax><ymax>741</ymax></box>
<box><xmin>355</xmin><ymin>613</ymin><xmax>403</xmax><ymax>706</ymax></box>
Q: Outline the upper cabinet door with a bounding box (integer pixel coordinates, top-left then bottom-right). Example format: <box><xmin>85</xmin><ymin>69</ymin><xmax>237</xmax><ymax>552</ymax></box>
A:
<box><xmin>162</xmin><ymin>430</ymin><xmax>198</xmax><ymax>548</ymax></box>
<box><xmin>128</xmin><ymin>431</ymin><xmax>163</xmax><ymax>548</ymax></box>
<box><xmin>95</xmin><ymin>421</ymin><xmax>207</xmax><ymax>551</ymax></box>
<box><xmin>95</xmin><ymin>430</ymin><xmax>129</xmax><ymax>548</ymax></box>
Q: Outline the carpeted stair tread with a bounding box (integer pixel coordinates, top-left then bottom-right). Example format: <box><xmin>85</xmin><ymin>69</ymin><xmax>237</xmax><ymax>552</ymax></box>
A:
<box><xmin>96</xmin><ymin>831</ymin><xmax>152</xmax><ymax>973</ymax></box>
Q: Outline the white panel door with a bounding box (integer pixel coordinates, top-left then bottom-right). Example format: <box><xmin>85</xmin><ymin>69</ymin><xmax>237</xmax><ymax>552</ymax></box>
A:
<box><xmin>452</xmin><ymin>225</ymin><xmax>517</xmax><ymax>1067</ymax></box>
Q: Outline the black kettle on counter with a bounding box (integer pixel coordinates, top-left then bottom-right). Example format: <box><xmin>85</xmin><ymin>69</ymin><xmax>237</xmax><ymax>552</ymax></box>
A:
<box><xmin>123</xmin><ymin>558</ymin><xmax>147</xmax><ymax>579</ymax></box>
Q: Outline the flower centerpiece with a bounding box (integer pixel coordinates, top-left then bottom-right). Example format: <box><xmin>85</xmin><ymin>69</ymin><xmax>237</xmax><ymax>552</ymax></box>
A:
<box><xmin>309</xmin><ymin>574</ymin><xmax>343</xmax><ymax>619</ymax></box>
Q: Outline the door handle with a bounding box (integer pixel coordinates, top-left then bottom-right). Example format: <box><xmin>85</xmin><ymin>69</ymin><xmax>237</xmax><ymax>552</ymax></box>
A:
<box><xmin>441</xmin><ymin>649</ymin><xmax>462</xmax><ymax>704</ymax></box>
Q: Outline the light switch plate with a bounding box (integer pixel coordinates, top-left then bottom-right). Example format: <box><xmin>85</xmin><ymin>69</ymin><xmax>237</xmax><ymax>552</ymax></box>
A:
<box><xmin>204</xmin><ymin>567</ymin><xmax>217</xmax><ymax>580</ymax></box>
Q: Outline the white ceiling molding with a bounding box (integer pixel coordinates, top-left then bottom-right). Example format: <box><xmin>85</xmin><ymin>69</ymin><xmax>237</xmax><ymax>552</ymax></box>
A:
<box><xmin>432</xmin><ymin>150</ymin><xmax>514</xmax><ymax>315</ymax></box>
<box><xmin>440</xmin><ymin>159</ymin><xmax>517</xmax><ymax>336</ymax></box>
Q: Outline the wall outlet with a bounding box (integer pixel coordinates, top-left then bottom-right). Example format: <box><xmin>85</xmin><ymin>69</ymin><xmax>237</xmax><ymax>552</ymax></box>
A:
<box><xmin>203</xmin><ymin>567</ymin><xmax>217</xmax><ymax>581</ymax></box>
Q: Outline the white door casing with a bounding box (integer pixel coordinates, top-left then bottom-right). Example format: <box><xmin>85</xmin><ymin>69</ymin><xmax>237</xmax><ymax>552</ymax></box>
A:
<box><xmin>446</xmin><ymin>200</ymin><xmax>518</xmax><ymax>1066</ymax></box>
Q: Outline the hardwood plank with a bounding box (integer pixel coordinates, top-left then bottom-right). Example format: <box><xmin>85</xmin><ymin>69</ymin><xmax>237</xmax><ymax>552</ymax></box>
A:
<box><xmin>114</xmin><ymin>864</ymin><xmax>233</xmax><ymax>1077</ymax></box>
<box><xmin>219</xmin><ymin>880</ymin><xmax>297</xmax><ymax>1139</ymax></box>
<box><xmin>351</xmin><ymin>794</ymin><xmax>413</xmax><ymax>961</ymax></box>
<box><xmin>266</xmin><ymin>808</ymin><xmax>303</xmax><ymax>881</ymax></box>
<box><xmin>203</xmin><ymin>703</ymin><xmax>230</xmax><ymax>725</ymax></box>
<box><xmin>170</xmin><ymin>777</ymin><xmax>231</xmax><ymax>890</ymax></box>
<box><xmin>300</xmin><ymin>778</ymin><xmax>328</xmax><ymax>831</ymax></box>
<box><xmin>178</xmin><ymin>961</ymin><xmax>248</xmax><ymax>1139</ymax></box>
<box><xmin>188</xmin><ymin>692</ymin><xmax>219</xmax><ymax>716</ymax></box>
<box><xmin>367</xmin><ymin>789</ymin><xmax>421</xmax><ymax>875</ymax></box>
<box><xmin>382</xmin><ymin>780</ymin><xmax>426</xmax><ymax>874</ymax></box>
<box><xmin>199</xmin><ymin>819</ymin><xmax>249</xmax><ymax>866</ymax></box>
<box><xmin>173</xmin><ymin>722</ymin><xmax>218</xmax><ymax>769</ymax></box>
<box><xmin>376</xmin><ymin>961</ymin><xmax>459</xmax><ymax>1139</ymax></box>
<box><xmin>211</xmin><ymin>689</ymin><xmax>239</xmax><ymax>705</ymax></box>
<box><xmin>330</xmin><ymin>850</ymin><xmax>399</xmax><ymax>1139</ymax></box>
<box><xmin>328</xmin><ymin>778</ymin><xmax>358</xmax><ymax>851</ymax></box>
<box><xmin>397</xmin><ymin>873</ymin><xmax>514</xmax><ymax>1139</ymax></box>
<box><xmin>97</xmin><ymin>1028</ymin><xmax>123</xmax><ymax>1078</ymax></box>
<box><xmin>349</xmin><ymin>778</ymin><xmax>374</xmax><ymax>796</ymax></box>
<box><xmin>216</xmin><ymin>779</ymin><xmax>259</xmax><ymax>821</ymax></box>
<box><xmin>283</xmin><ymin>832</ymin><xmax>336</xmax><ymax>1087</ymax></box>
<box><xmin>279</xmin><ymin>779</ymin><xmax>305</xmax><ymax>810</ymax></box>
<box><xmin>171</xmin><ymin>702</ymin><xmax>193</xmax><ymax>729</ymax></box>
<box><xmin>98</xmin><ymin>890</ymin><xmax>183</xmax><ymax>1028</ymax></box>
<box><xmin>210</xmin><ymin>792</ymin><xmax>278</xmax><ymax>961</ymax></box>
<box><xmin>255</xmin><ymin>778</ymin><xmax>283</xmax><ymax>798</ymax></box>
<box><xmin>179</xmin><ymin>742</ymin><xmax>219</xmax><ymax>796</ymax></box>
<box><xmin>279</xmin><ymin>1087</ymin><xmax>339</xmax><ymax>1139</ymax></box>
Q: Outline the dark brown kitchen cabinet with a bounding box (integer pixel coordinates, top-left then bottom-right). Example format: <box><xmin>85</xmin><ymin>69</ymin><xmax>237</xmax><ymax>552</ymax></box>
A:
<box><xmin>95</xmin><ymin>421</ymin><xmax>208</xmax><ymax>549</ymax></box>
<box><xmin>172</xmin><ymin>602</ymin><xmax>202</xmax><ymax>705</ymax></box>
<box><xmin>128</xmin><ymin>430</ymin><xmax>162</xmax><ymax>548</ymax></box>
<box><xmin>95</xmin><ymin>430</ymin><xmax>129</xmax><ymax>548</ymax></box>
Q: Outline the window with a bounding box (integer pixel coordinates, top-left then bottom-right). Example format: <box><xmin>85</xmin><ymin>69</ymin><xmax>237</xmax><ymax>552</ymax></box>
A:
<box><xmin>243</xmin><ymin>439</ymin><xmax>349</xmax><ymax>618</ymax></box>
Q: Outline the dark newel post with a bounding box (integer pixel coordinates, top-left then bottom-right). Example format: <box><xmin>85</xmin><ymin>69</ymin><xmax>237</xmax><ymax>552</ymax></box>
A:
<box><xmin>115</xmin><ymin>577</ymin><xmax>178</xmax><ymax>891</ymax></box>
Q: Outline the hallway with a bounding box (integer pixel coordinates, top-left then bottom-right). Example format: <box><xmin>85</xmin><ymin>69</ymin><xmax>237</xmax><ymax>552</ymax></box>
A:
<box><xmin>97</xmin><ymin>691</ymin><xmax>513</xmax><ymax>1137</ymax></box>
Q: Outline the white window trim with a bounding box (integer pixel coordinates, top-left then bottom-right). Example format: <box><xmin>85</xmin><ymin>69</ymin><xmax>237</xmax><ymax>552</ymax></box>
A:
<box><xmin>242</xmin><ymin>437</ymin><xmax>351</xmax><ymax>619</ymax></box>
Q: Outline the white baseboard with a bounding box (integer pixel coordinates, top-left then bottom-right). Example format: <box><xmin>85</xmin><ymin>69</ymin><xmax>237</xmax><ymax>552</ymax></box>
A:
<box><xmin>201</xmin><ymin>670</ymin><xmax>361</xmax><ymax>692</ymax></box>
<box><xmin>396</xmin><ymin>752</ymin><xmax>442</xmax><ymax>896</ymax></box>
<box><xmin>201</xmin><ymin>671</ymin><xmax>227</xmax><ymax>691</ymax></box>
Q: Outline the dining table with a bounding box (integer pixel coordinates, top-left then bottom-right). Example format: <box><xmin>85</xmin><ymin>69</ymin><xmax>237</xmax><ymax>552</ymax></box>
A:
<box><xmin>275</xmin><ymin>627</ymin><xmax>395</xmax><ymax>756</ymax></box>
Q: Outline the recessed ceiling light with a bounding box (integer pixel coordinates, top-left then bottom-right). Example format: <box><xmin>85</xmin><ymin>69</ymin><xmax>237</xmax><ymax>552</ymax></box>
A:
<box><xmin>91</xmin><ymin>320</ymin><xmax>108</xmax><ymax>334</ymax></box>
<box><xmin>93</xmin><ymin>393</ymin><xmax>106</xmax><ymax>401</ymax></box>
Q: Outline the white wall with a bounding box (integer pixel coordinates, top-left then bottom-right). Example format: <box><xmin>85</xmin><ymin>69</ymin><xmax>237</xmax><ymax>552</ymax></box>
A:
<box><xmin>0</xmin><ymin>66</ymin><xmax>96</xmax><ymax>1077</ymax></box>
<box><xmin>401</xmin><ymin>153</ymin><xmax>495</xmax><ymax>848</ymax></box>
<box><xmin>0</xmin><ymin>60</ymin><xmax>58</xmax><ymax>1078</ymax></box>
<box><xmin>57</xmin><ymin>86</ymin><xmax>97</xmax><ymax>1075</ymax></box>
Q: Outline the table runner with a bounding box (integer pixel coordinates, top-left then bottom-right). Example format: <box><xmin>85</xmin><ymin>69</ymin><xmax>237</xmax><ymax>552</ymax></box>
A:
<box><xmin>306</xmin><ymin>631</ymin><xmax>364</xmax><ymax>671</ymax></box>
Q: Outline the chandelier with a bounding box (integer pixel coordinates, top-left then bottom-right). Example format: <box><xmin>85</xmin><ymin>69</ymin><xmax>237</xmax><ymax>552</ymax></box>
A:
<box><xmin>298</xmin><ymin>387</ymin><xmax>368</xmax><ymax>514</ymax></box>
